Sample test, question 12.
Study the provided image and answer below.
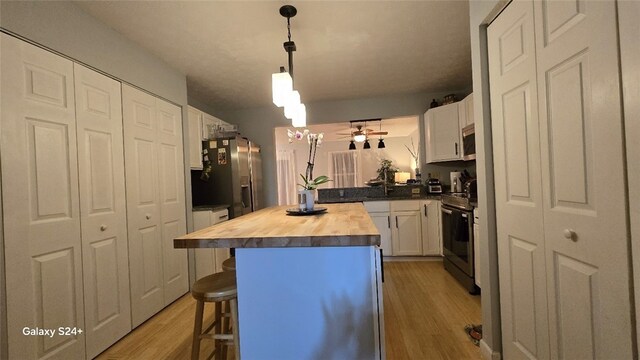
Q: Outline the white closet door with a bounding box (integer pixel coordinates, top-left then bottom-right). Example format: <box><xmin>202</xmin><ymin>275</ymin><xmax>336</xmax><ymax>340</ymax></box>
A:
<box><xmin>73</xmin><ymin>64</ymin><xmax>131</xmax><ymax>357</ymax></box>
<box><xmin>122</xmin><ymin>85</ymin><xmax>164</xmax><ymax>327</ymax></box>
<box><xmin>488</xmin><ymin>2</ymin><xmax>550</xmax><ymax>358</ymax></box>
<box><xmin>1</xmin><ymin>34</ymin><xmax>86</xmax><ymax>359</ymax></box>
<box><xmin>533</xmin><ymin>1</ymin><xmax>633</xmax><ymax>357</ymax></box>
<box><xmin>156</xmin><ymin>99</ymin><xmax>188</xmax><ymax>305</ymax></box>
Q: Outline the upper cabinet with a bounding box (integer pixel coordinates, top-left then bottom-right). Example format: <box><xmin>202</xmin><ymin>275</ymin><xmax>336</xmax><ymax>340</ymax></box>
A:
<box><xmin>424</xmin><ymin>93</ymin><xmax>474</xmax><ymax>163</ymax></box>
<box><xmin>188</xmin><ymin>106</ymin><xmax>203</xmax><ymax>169</ymax></box>
<box><xmin>425</xmin><ymin>102</ymin><xmax>461</xmax><ymax>163</ymax></box>
<box><xmin>458</xmin><ymin>93</ymin><xmax>474</xmax><ymax>129</ymax></box>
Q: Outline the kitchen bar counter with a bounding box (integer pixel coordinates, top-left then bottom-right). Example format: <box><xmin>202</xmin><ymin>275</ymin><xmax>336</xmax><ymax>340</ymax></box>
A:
<box><xmin>174</xmin><ymin>203</ymin><xmax>385</xmax><ymax>359</ymax></box>
<box><xmin>175</xmin><ymin>203</ymin><xmax>380</xmax><ymax>248</ymax></box>
<box><xmin>318</xmin><ymin>194</ymin><xmax>442</xmax><ymax>203</ymax></box>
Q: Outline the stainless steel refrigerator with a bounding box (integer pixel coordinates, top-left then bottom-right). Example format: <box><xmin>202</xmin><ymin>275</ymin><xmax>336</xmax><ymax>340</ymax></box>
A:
<box><xmin>191</xmin><ymin>136</ymin><xmax>263</xmax><ymax>218</ymax></box>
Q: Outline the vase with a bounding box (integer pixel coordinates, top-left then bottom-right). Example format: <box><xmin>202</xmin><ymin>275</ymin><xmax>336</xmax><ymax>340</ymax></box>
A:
<box><xmin>298</xmin><ymin>189</ymin><xmax>315</xmax><ymax>211</ymax></box>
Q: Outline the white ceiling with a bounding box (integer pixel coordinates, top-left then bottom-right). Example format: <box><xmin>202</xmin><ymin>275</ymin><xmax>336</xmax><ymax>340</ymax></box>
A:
<box><xmin>275</xmin><ymin>116</ymin><xmax>419</xmax><ymax>143</ymax></box>
<box><xmin>75</xmin><ymin>1</ymin><xmax>471</xmax><ymax>111</ymax></box>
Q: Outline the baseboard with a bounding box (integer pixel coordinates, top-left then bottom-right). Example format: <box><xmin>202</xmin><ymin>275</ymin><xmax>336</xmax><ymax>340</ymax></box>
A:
<box><xmin>383</xmin><ymin>256</ymin><xmax>443</xmax><ymax>262</ymax></box>
<box><xmin>480</xmin><ymin>340</ymin><xmax>501</xmax><ymax>360</ymax></box>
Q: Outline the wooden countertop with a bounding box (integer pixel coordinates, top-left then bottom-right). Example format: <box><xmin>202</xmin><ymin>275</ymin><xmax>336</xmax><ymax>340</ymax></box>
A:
<box><xmin>174</xmin><ymin>203</ymin><xmax>381</xmax><ymax>249</ymax></box>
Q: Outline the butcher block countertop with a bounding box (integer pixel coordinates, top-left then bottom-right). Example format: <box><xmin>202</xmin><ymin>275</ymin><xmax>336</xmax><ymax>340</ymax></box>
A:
<box><xmin>174</xmin><ymin>203</ymin><xmax>381</xmax><ymax>249</ymax></box>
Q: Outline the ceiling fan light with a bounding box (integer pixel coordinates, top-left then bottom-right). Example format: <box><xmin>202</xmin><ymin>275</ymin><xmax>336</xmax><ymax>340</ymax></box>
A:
<box><xmin>272</xmin><ymin>71</ymin><xmax>292</xmax><ymax>107</ymax></box>
<box><xmin>378</xmin><ymin>138</ymin><xmax>386</xmax><ymax>148</ymax></box>
<box><xmin>354</xmin><ymin>134</ymin><xmax>366</xmax><ymax>143</ymax></box>
<box><xmin>284</xmin><ymin>90</ymin><xmax>301</xmax><ymax>119</ymax></box>
<box><xmin>348</xmin><ymin>140</ymin><xmax>356</xmax><ymax>150</ymax></box>
<box><xmin>363</xmin><ymin>139</ymin><xmax>371</xmax><ymax>149</ymax></box>
<box><xmin>292</xmin><ymin>103</ymin><xmax>306</xmax><ymax>128</ymax></box>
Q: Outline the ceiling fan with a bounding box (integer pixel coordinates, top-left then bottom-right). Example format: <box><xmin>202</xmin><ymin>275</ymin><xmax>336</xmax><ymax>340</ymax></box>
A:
<box><xmin>336</xmin><ymin>119</ymin><xmax>388</xmax><ymax>142</ymax></box>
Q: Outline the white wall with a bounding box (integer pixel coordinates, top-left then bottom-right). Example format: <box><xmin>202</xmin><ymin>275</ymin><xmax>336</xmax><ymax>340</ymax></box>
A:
<box><xmin>224</xmin><ymin>91</ymin><xmax>473</xmax><ymax>207</ymax></box>
<box><xmin>276</xmin><ymin>134</ymin><xmax>419</xmax><ymax>190</ymax></box>
<box><xmin>619</xmin><ymin>0</ymin><xmax>640</xmax><ymax>349</ymax></box>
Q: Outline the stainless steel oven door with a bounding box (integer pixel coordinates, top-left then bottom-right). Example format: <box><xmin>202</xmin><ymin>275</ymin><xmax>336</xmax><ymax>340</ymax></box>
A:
<box><xmin>441</xmin><ymin>205</ymin><xmax>474</xmax><ymax>276</ymax></box>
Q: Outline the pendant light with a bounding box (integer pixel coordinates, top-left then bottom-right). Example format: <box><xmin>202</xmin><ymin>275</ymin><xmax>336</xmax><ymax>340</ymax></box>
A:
<box><xmin>363</xmin><ymin>139</ymin><xmax>371</xmax><ymax>149</ymax></box>
<box><xmin>348</xmin><ymin>140</ymin><xmax>356</xmax><ymax>150</ymax></box>
<box><xmin>377</xmin><ymin>121</ymin><xmax>386</xmax><ymax>148</ymax></box>
<box><xmin>272</xmin><ymin>5</ymin><xmax>306</xmax><ymax>127</ymax></box>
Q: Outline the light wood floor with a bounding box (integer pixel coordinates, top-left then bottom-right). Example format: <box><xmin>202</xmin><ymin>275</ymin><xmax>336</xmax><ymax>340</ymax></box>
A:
<box><xmin>97</xmin><ymin>260</ymin><xmax>481</xmax><ymax>359</ymax></box>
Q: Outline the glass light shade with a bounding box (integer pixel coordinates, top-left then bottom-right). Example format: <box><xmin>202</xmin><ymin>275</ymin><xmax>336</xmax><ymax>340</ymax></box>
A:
<box><xmin>353</xmin><ymin>134</ymin><xmax>366</xmax><ymax>143</ymax></box>
<box><xmin>394</xmin><ymin>172</ymin><xmax>411</xmax><ymax>184</ymax></box>
<box><xmin>272</xmin><ymin>72</ymin><xmax>293</xmax><ymax>107</ymax></box>
<box><xmin>284</xmin><ymin>90</ymin><xmax>301</xmax><ymax>119</ymax></box>
<box><xmin>348</xmin><ymin>140</ymin><xmax>356</xmax><ymax>150</ymax></box>
<box><xmin>377</xmin><ymin>139</ymin><xmax>385</xmax><ymax>148</ymax></box>
<box><xmin>292</xmin><ymin>103</ymin><xmax>306</xmax><ymax>128</ymax></box>
<box><xmin>363</xmin><ymin>139</ymin><xmax>371</xmax><ymax>149</ymax></box>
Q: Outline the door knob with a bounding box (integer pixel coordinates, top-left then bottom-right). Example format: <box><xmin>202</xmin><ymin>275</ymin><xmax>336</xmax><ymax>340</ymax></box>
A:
<box><xmin>563</xmin><ymin>229</ymin><xmax>577</xmax><ymax>241</ymax></box>
<box><xmin>100</xmin><ymin>224</ymin><xmax>107</xmax><ymax>231</ymax></box>
<box><xmin>145</xmin><ymin>214</ymin><xmax>151</xmax><ymax>220</ymax></box>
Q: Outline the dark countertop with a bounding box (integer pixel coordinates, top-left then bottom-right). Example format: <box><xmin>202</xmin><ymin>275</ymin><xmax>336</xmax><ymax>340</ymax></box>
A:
<box><xmin>318</xmin><ymin>194</ymin><xmax>443</xmax><ymax>204</ymax></box>
<box><xmin>192</xmin><ymin>204</ymin><xmax>230</xmax><ymax>212</ymax></box>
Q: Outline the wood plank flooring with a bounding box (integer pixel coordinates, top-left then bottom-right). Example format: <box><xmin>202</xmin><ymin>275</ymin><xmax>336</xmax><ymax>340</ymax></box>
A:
<box><xmin>97</xmin><ymin>260</ymin><xmax>481</xmax><ymax>359</ymax></box>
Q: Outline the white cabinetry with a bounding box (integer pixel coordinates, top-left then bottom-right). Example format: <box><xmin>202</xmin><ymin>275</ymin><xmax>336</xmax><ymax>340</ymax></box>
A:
<box><xmin>192</xmin><ymin>208</ymin><xmax>231</xmax><ymax>281</ymax></box>
<box><xmin>365</xmin><ymin>200</ymin><xmax>442</xmax><ymax>257</ymax></box>
<box><xmin>123</xmin><ymin>85</ymin><xmax>189</xmax><ymax>328</ymax></box>
<box><xmin>363</xmin><ymin>201</ymin><xmax>392</xmax><ymax>256</ymax></box>
<box><xmin>421</xmin><ymin>200</ymin><xmax>442</xmax><ymax>256</ymax></box>
<box><xmin>188</xmin><ymin>106</ymin><xmax>203</xmax><ymax>169</ymax></box>
<box><xmin>424</xmin><ymin>102</ymin><xmax>462</xmax><ymax>163</ymax></box>
<box><xmin>458</xmin><ymin>93</ymin><xmax>475</xmax><ymax>129</ymax></box>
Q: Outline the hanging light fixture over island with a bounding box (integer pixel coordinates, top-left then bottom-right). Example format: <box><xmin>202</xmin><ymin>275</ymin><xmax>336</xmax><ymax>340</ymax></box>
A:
<box><xmin>272</xmin><ymin>5</ymin><xmax>306</xmax><ymax>128</ymax></box>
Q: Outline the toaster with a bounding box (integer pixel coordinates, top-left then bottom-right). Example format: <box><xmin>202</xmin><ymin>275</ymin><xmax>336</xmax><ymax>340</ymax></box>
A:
<box><xmin>426</xmin><ymin>178</ymin><xmax>443</xmax><ymax>194</ymax></box>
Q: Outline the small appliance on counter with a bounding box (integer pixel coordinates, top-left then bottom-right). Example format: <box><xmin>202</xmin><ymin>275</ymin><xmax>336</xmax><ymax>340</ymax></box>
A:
<box><xmin>450</xmin><ymin>171</ymin><xmax>463</xmax><ymax>193</ymax></box>
<box><xmin>426</xmin><ymin>176</ymin><xmax>443</xmax><ymax>194</ymax></box>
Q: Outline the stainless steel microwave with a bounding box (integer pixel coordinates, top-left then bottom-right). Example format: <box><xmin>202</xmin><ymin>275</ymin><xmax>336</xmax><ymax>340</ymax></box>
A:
<box><xmin>462</xmin><ymin>123</ymin><xmax>476</xmax><ymax>161</ymax></box>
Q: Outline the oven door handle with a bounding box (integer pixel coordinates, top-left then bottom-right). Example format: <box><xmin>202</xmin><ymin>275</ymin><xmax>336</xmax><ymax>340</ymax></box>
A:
<box><xmin>442</xmin><ymin>208</ymin><xmax>453</xmax><ymax>215</ymax></box>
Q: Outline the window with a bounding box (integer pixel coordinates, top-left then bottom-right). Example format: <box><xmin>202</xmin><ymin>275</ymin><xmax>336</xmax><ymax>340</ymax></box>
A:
<box><xmin>276</xmin><ymin>150</ymin><xmax>297</xmax><ymax>205</ymax></box>
<box><xmin>328</xmin><ymin>151</ymin><xmax>361</xmax><ymax>188</ymax></box>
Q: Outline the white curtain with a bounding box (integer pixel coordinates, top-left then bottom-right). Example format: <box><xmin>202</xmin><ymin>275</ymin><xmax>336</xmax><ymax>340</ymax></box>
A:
<box><xmin>328</xmin><ymin>151</ymin><xmax>361</xmax><ymax>188</ymax></box>
<box><xmin>276</xmin><ymin>150</ymin><xmax>298</xmax><ymax>205</ymax></box>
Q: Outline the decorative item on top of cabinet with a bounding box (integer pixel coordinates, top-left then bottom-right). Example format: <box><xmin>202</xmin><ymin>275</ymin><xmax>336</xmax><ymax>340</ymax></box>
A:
<box><xmin>424</xmin><ymin>102</ymin><xmax>462</xmax><ymax>163</ymax></box>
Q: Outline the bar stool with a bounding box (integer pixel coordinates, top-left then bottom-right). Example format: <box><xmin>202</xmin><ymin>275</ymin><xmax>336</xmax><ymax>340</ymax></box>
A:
<box><xmin>222</xmin><ymin>257</ymin><xmax>236</xmax><ymax>272</ymax></box>
<box><xmin>191</xmin><ymin>271</ymin><xmax>240</xmax><ymax>360</ymax></box>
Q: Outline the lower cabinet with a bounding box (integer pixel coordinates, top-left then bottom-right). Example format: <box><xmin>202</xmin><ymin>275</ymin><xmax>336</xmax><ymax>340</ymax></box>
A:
<box><xmin>391</xmin><ymin>211</ymin><xmax>423</xmax><ymax>256</ymax></box>
<box><xmin>192</xmin><ymin>209</ymin><xmax>231</xmax><ymax>281</ymax></box>
<box><xmin>364</xmin><ymin>200</ymin><xmax>442</xmax><ymax>257</ymax></box>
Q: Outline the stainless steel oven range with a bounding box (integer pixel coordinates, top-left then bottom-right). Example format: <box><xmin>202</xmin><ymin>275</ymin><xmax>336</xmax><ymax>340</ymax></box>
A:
<box><xmin>441</xmin><ymin>194</ymin><xmax>479</xmax><ymax>294</ymax></box>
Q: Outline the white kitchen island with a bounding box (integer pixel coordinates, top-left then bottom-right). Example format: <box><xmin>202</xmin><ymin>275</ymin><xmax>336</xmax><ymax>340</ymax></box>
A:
<box><xmin>175</xmin><ymin>203</ymin><xmax>385</xmax><ymax>359</ymax></box>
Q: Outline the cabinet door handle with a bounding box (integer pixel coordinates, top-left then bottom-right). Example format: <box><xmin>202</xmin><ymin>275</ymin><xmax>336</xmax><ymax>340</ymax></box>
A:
<box><xmin>395</xmin><ymin>216</ymin><xmax>399</xmax><ymax>228</ymax></box>
<box><xmin>424</xmin><ymin>204</ymin><xmax>427</xmax><ymax>217</ymax></box>
<box><xmin>219</xmin><ymin>214</ymin><xmax>228</xmax><ymax>220</ymax></box>
<box><xmin>455</xmin><ymin>142</ymin><xmax>459</xmax><ymax>155</ymax></box>
<box><xmin>387</xmin><ymin>216</ymin><xmax>390</xmax><ymax>228</ymax></box>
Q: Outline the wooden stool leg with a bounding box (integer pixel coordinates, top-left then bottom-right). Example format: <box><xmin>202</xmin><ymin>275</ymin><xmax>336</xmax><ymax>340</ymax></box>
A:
<box><xmin>192</xmin><ymin>300</ymin><xmax>205</xmax><ymax>360</ymax></box>
<box><xmin>230</xmin><ymin>298</ymin><xmax>240</xmax><ymax>360</ymax></box>
<box><xmin>214</xmin><ymin>301</ymin><xmax>222</xmax><ymax>359</ymax></box>
<box><xmin>221</xmin><ymin>300</ymin><xmax>230</xmax><ymax>360</ymax></box>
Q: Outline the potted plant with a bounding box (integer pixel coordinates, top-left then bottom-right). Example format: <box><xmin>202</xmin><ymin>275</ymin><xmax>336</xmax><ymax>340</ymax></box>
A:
<box><xmin>376</xmin><ymin>159</ymin><xmax>398</xmax><ymax>185</ymax></box>
<box><xmin>288</xmin><ymin>129</ymin><xmax>331</xmax><ymax>210</ymax></box>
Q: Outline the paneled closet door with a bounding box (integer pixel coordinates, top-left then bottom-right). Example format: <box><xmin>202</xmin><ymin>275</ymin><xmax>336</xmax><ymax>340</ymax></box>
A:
<box><xmin>532</xmin><ymin>1</ymin><xmax>634</xmax><ymax>358</ymax></box>
<box><xmin>156</xmin><ymin>99</ymin><xmax>188</xmax><ymax>305</ymax></box>
<box><xmin>122</xmin><ymin>85</ymin><xmax>165</xmax><ymax>327</ymax></box>
<box><xmin>487</xmin><ymin>2</ymin><xmax>550</xmax><ymax>358</ymax></box>
<box><xmin>73</xmin><ymin>64</ymin><xmax>132</xmax><ymax>358</ymax></box>
<box><xmin>0</xmin><ymin>34</ymin><xmax>86</xmax><ymax>359</ymax></box>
